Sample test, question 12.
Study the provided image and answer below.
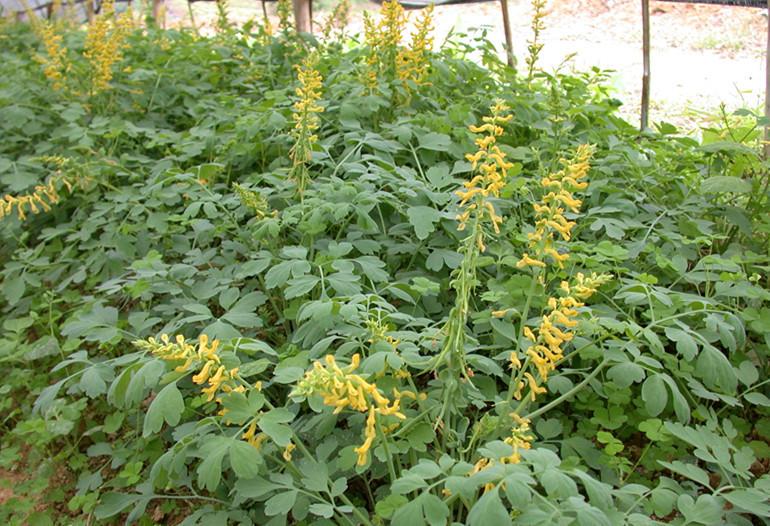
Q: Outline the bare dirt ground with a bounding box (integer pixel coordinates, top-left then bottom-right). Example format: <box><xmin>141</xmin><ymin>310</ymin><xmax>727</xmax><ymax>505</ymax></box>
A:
<box><xmin>167</xmin><ymin>0</ymin><xmax>767</xmax><ymax>131</ymax></box>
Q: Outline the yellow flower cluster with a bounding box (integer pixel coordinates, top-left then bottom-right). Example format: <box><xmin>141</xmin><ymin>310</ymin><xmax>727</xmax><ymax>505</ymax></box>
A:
<box><xmin>512</xmin><ymin>272</ymin><xmax>610</xmax><ymax>399</ymax></box>
<box><xmin>293</xmin><ymin>354</ymin><xmax>414</xmax><ymax>466</ymax></box>
<box><xmin>242</xmin><ymin>421</ymin><xmax>268</xmax><ymax>450</ymax></box>
<box><xmin>1</xmin><ymin>174</ymin><xmax>72</xmax><ymax>221</ymax></box>
<box><xmin>471</xmin><ymin>414</ymin><xmax>533</xmax><ymax>477</ymax></box>
<box><xmin>290</xmin><ymin>54</ymin><xmax>324</xmax><ymax>196</ymax></box>
<box><xmin>83</xmin><ymin>0</ymin><xmax>133</xmax><ymax>94</ymax></box>
<box><xmin>36</xmin><ymin>21</ymin><xmax>67</xmax><ymax>91</ymax></box>
<box><xmin>277</xmin><ymin>0</ymin><xmax>293</xmax><ymax>32</ymax></box>
<box><xmin>366</xmin><ymin>317</ymin><xmax>400</xmax><ymax>349</ymax></box>
<box><xmin>503</xmin><ymin>413</ymin><xmax>534</xmax><ymax>464</ymax></box>
<box><xmin>362</xmin><ymin>0</ymin><xmax>406</xmax><ymax>88</ymax></box>
<box><xmin>321</xmin><ymin>0</ymin><xmax>350</xmax><ymax>41</ymax></box>
<box><xmin>233</xmin><ymin>183</ymin><xmax>273</xmax><ymax>219</ymax></box>
<box><xmin>136</xmin><ymin>333</ymin><xmax>243</xmax><ymax>402</ymax></box>
<box><xmin>517</xmin><ymin>144</ymin><xmax>594</xmax><ymax>270</ymax></box>
<box><xmin>456</xmin><ymin>100</ymin><xmax>514</xmax><ymax>249</ymax></box>
<box><xmin>396</xmin><ymin>5</ymin><xmax>434</xmax><ymax>89</ymax></box>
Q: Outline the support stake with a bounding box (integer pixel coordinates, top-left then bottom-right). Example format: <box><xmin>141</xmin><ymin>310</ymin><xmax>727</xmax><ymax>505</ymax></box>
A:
<box><xmin>500</xmin><ymin>0</ymin><xmax>514</xmax><ymax>67</ymax></box>
<box><xmin>292</xmin><ymin>0</ymin><xmax>311</xmax><ymax>33</ymax></box>
<box><xmin>641</xmin><ymin>0</ymin><xmax>650</xmax><ymax>132</ymax></box>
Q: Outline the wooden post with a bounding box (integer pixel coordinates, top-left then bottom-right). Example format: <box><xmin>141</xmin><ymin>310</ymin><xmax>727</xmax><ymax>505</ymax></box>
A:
<box><xmin>292</xmin><ymin>0</ymin><xmax>311</xmax><ymax>33</ymax></box>
<box><xmin>765</xmin><ymin>0</ymin><xmax>770</xmax><ymax>158</ymax></box>
<box><xmin>641</xmin><ymin>0</ymin><xmax>650</xmax><ymax>131</ymax></box>
<box><xmin>85</xmin><ymin>0</ymin><xmax>94</xmax><ymax>21</ymax></box>
<box><xmin>152</xmin><ymin>0</ymin><xmax>163</xmax><ymax>25</ymax></box>
<box><xmin>500</xmin><ymin>0</ymin><xmax>514</xmax><ymax>67</ymax></box>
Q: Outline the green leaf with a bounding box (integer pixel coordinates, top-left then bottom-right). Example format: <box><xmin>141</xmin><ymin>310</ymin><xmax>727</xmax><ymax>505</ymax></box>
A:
<box><xmin>234</xmin><ymin>476</ymin><xmax>281</xmax><ymax>499</ymax></box>
<box><xmin>641</xmin><ymin>374</ymin><xmax>667</xmax><ymax>417</ymax></box>
<box><xmin>222</xmin><ymin>291</ymin><xmax>267</xmax><ymax>327</ymax></box>
<box><xmin>265</xmin><ymin>260</ymin><xmax>295</xmax><ymax>289</ymax></box>
<box><xmin>418</xmin><ymin>132</ymin><xmax>452</xmax><ymax>151</ymax></box>
<box><xmin>701</xmin><ymin>176</ymin><xmax>752</xmax><ymax>194</ymax></box>
<box><xmin>658</xmin><ymin>460</ymin><xmax>710</xmax><ymax>487</ymax></box>
<box><xmin>677</xmin><ymin>494</ymin><xmax>723</xmax><ymax>525</ymax></box>
<box><xmin>540</xmin><ymin>467</ymin><xmax>579</xmax><ymax>498</ymax></box>
<box><xmin>467</xmin><ymin>488</ymin><xmax>511</xmax><ymax>526</ymax></box>
<box><xmin>229</xmin><ymin>439</ymin><xmax>263</xmax><ymax>479</ymax></box>
<box><xmin>259</xmin><ymin>408</ymin><xmax>294</xmax><ymax>447</ymax></box>
<box><xmin>2</xmin><ymin>272</ymin><xmax>25</xmax><ymax>305</ymax></box>
<box><xmin>94</xmin><ymin>493</ymin><xmax>141</xmax><ymax>519</ymax></box>
<box><xmin>197</xmin><ymin>439</ymin><xmax>229</xmax><ymax>492</ymax></box>
<box><xmin>407</xmin><ymin>206</ymin><xmax>441</xmax><ymax>240</ymax></box>
<box><xmin>392</xmin><ymin>474</ymin><xmax>426</xmax><ymax>494</ymax></box>
<box><xmin>80</xmin><ymin>366</ymin><xmax>109</xmax><ymax>398</ymax></box>
<box><xmin>142</xmin><ymin>382</ymin><xmax>184</xmax><ymax>437</ymax></box>
<box><xmin>745</xmin><ymin>392</ymin><xmax>770</xmax><ymax>407</ymax></box>
<box><xmin>375</xmin><ymin>494</ymin><xmax>408</xmax><ymax>519</ymax></box>
<box><xmin>308</xmin><ymin>503</ymin><xmax>335</xmax><ymax>519</ymax></box>
<box><xmin>696</xmin><ymin>345</ymin><xmax>738</xmax><ymax>393</ymax></box>
<box><xmin>664</xmin><ymin>327</ymin><xmax>698</xmax><ymax>360</ymax></box>
<box><xmin>607</xmin><ymin>362</ymin><xmax>645</xmax><ymax>388</ymax></box>
<box><xmin>421</xmin><ymin>493</ymin><xmax>450</xmax><ymax>526</ymax></box>
<box><xmin>265</xmin><ymin>490</ymin><xmax>298</xmax><ymax>517</ymax></box>
<box><xmin>535</xmin><ymin>418</ymin><xmax>563</xmax><ymax>440</ymax></box>
<box><xmin>661</xmin><ymin>374</ymin><xmax>691</xmax><ymax>423</ymax></box>
<box><xmin>62</xmin><ymin>305</ymin><xmax>119</xmax><ymax>342</ymax></box>
<box><xmin>723</xmin><ymin>489</ymin><xmax>770</xmax><ymax>517</ymax></box>
<box><xmin>285</xmin><ymin>275</ymin><xmax>320</xmax><ymax>299</ymax></box>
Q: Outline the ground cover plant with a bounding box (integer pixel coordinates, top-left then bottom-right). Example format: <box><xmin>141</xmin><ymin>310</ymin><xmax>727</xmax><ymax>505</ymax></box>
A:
<box><xmin>1</xmin><ymin>1</ymin><xmax>770</xmax><ymax>524</ymax></box>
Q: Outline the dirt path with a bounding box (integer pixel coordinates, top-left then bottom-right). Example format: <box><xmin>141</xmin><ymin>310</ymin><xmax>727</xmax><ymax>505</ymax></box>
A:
<box><xmin>167</xmin><ymin>0</ymin><xmax>767</xmax><ymax>131</ymax></box>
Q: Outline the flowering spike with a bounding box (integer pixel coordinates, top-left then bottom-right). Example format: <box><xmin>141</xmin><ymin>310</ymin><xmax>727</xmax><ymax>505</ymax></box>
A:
<box><xmin>517</xmin><ymin>144</ymin><xmax>594</xmax><ymax>270</ymax></box>
<box><xmin>290</xmin><ymin>53</ymin><xmax>324</xmax><ymax>198</ymax></box>
<box><xmin>292</xmin><ymin>354</ymin><xmax>412</xmax><ymax>466</ymax></box>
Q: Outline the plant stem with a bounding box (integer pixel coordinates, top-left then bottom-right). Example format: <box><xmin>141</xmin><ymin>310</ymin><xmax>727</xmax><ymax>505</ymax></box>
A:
<box><xmin>522</xmin><ymin>359</ymin><xmax>608</xmax><ymax>420</ymax></box>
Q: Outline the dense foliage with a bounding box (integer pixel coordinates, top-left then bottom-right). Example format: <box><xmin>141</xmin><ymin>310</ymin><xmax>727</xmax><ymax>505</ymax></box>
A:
<box><xmin>1</xmin><ymin>3</ymin><xmax>770</xmax><ymax>524</ymax></box>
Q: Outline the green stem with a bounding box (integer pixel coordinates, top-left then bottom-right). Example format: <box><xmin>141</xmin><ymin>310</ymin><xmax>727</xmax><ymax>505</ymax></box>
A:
<box><xmin>506</xmin><ymin>274</ymin><xmax>540</xmax><ymax>402</ymax></box>
<box><xmin>376</xmin><ymin>418</ymin><xmax>399</xmax><ymax>482</ymax></box>
<box><xmin>522</xmin><ymin>359</ymin><xmax>608</xmax><ymax>420</ymax></box>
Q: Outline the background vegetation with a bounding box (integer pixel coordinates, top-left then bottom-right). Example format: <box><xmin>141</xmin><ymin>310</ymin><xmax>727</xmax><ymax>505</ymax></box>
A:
<box><xmin>1</xmin><ymin>2</ymin><xmax>769</xmax><ymax>524</ymax></box>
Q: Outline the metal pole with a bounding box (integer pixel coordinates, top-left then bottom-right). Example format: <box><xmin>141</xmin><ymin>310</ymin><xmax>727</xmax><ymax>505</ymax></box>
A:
<box><xmin>641</xmin><ymin>0</ymin><xmax>650</xmax><ymax>131</ymax></box>
<box><xmin>500</xmin><ymin>0</ymin><xmax>514</xmax><ymax>67</ymax></box>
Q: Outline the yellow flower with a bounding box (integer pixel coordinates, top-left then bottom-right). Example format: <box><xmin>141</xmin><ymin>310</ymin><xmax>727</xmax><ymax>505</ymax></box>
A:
<box><xmin>192</xmin><ymin>360</ymin><xmax>215</xmax><ymax>385</ymax></box>
<box><xmin>519</xmin><ymin>271</ymin><xmax>610</xmax><ymax>392</ymax></box>
<box><xmin>502</xmin><ymin>413</ymin><xmax>534</xmax><ymax>464</ymax></box>
<box><xmin>282</xmin><ymin>442</ymin><xmax>296</xmax><ymax>462</ymax></box>
<box><xmin>83</xmin><ymin>0</ymin><xmax>133</xmax><ymax>94</ymax></box>
<box><xmin>516</xmin><ymin>253</ymin><xmax>546</xmax><ymax>269</ymax></box>
<box><xmin>35</xmin><ymin>21</ymin><xmax>67</xmax><ymax>91</ymax></box>
<box><xmin>321</xmin><ymin>0</ymin><xmax>350</xmax><ymax>41</ymax></box>
<box><xmin>396</xmin><ymin>5</ymin><xmax>434</xmax><ymax>97</ymax></box>
<box><xmin>456</xmin><ymin>101</ymin><xmax>513</xmax><ymax>239</ymax></box>
<box><xmin>517</xmin><ymin>145</ymin><xmax>594</xmax><ymax>270</ymax></box>
<box><xmin>524</xmin><ymin>372</ymin><xmax>546</xmax><ymax>401</ymax></box>
<box><xmin>293</xmin><ymin>354</ymin><xmax>412</xmax><ymax>466</ymax></box>
<box><xmin>233</xmin><ymin>183</ymin><xmax>272</xmax><ymax>218</ymax></box>
<box><xmin>277</xmin><ymin>0</ymin><xmax>293</xmax><ymax>31</ymax></box>
<box><xmin>354</xmin><ymin>408</ymin><xmax>377</xmax><ymax>465</ymax></box>
<box><xmin>290</xmin><ymin>54</ymin><xmax>324</xmax><ymax>198</ymax></box>
<box><xmin>135</xmin><ymin>333</ymin><xmax>242</xmax><ymax>403</ymax></box>
<box><xmin>242</xmin><ymin>422</ymin><xmax>268</xmax><ymax>450</ymax></box>
<box><xmin>362</xmin><ymin>0</ymin><xmax>406</xmax><ymax>88</ymax></box>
